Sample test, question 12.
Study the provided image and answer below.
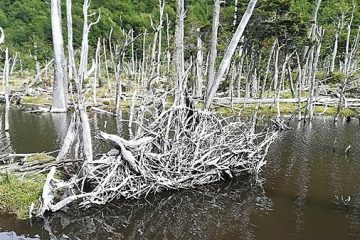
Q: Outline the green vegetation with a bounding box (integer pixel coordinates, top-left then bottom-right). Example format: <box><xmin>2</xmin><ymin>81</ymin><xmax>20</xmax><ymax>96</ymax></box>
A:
<box><xmin>216</xmin><ymin>103</ymin><xmax>359</xmax><ymax>118</ymax></box>
<box><xmin>0</xmin><ymin>174</ymin><xmax>45</xmax><ymax>219</ymax></box>
<box><xmin>0</xmin><ymin>0</ymin><xmax>358</xmax><ymax>69</ymax></box>
<box><xmin>21</xmin><ymin>95</ymin><xmax>52</xmax><ymax>106</ymax></box>
<box><xmin>24</xmin><ymin>153</ymin><xmax>54</xmax><ymax>162</ymax></box>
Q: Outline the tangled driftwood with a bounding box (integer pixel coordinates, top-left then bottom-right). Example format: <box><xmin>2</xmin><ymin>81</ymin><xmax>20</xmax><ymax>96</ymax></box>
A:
<box><xmin>35</xmin><ymin>105</ymin><xmax>278</xmax><ymax>216</ymax></box>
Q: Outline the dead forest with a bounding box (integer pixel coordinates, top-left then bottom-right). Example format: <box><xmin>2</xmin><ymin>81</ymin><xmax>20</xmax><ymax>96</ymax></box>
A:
<box><xmin>0</xmin><ymin>0</ymin><xmax>360</xmax><ymax>217</ymax></box>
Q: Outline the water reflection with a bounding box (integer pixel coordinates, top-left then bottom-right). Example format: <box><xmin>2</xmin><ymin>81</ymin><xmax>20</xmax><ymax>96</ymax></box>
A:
<box><xmin>1</xmin><ymin>107</ymin><xmax>360</xmax><ymax>239</ymax></box>
<box><xmin>0</xmin><ymin>131</ymin><xmax>13</xmax><ymax>163</ymax></box>
<box><xmin>259</xmin><ymin>118</ymin><xmax>360</xmax><ymax>240</ymax></box>
<box><xmin>0</xmin><ymin>232</ymin><xmax>40</xmax><ymax>240</ymax></box>
<box><xmin>50</xmin><ymin>113</ymin><xmax>69</xmax><ymax>146</ymax></box>
<box><xmin>44</xmin><ymin>177</ymin><xmax>266</xmax><ymax>240</ymax></box>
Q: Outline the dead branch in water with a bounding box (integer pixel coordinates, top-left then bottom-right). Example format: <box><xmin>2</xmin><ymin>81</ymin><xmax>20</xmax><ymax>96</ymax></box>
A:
<box><xmin>34</xmin><ymin>103</ymin><xmax>278</xmax><ymax>216</ymax></box>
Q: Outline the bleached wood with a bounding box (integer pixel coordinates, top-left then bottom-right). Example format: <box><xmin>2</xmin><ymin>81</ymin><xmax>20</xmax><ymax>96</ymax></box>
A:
<box><xmin>205</xmin><ymin>0</ymin><xmax>257</xmax><ymax>109</ymax></box>
<box><xmin>50</xmin><ymin>0</ymin><xmax>68</xmax><ymax>113</ymax></box>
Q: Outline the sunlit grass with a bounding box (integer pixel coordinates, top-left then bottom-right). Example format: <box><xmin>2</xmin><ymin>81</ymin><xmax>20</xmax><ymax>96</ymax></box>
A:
<box><xmin>0</xmin><ymin>174</ymin><xmax>45</xmax><ymax>219</ymax></box>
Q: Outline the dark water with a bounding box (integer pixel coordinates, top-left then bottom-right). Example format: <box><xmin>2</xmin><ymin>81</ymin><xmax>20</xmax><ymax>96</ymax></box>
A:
<box><xmin>1</xmin><ymin>106</ymin><xmax>360</xmax><ymax>240</ymax></box>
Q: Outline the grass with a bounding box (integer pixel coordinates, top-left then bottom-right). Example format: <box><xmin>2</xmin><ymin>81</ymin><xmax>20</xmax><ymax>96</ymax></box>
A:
<box><xmin>0</xmin><ymin>174</ymin><xmax>45</xmax><ymax>219</ymax></box>
<box><xmin>24</xmin><ymin>153</ymin><xmax>54</xmax><ymax>162</ymax></box>
<box><xmin>216</xmin><ymin>102</ymin><xmax>359</xmax><ymax>118</ymax></box>
<box><xmin>21</xmin><ymin>95</ymin><xmax>52</xmax><ymax>106</ymax></box>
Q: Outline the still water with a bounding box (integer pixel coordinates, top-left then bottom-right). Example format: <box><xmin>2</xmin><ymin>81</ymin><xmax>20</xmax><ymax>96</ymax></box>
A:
<box><xmin>0</xmin><ymin>106</ymin><xmax>360</xmax><ymax>240</ymax></box>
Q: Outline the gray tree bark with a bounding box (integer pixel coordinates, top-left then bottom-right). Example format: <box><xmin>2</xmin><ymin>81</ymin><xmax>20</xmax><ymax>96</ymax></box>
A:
<box><xmin>196</xmin><ymin>28</ymin><xmax>204</xmax><ymax>97</ymax></box>
<box><xmin>206</xmin><ymin>0</ymin><xmax>221</xmax><ymax>97</ymax></box>
<box><xmin>3</xmin><ymin>48</ymin><xmax>10</xmax><ymax>131</ymax></box>
<box><xmin>51</xmin><ymin>0</ymin><xmax>68</xmax><ymax>113</ymax></box>
<box><xmin>204</xmin><ymin>0</ymin><xmax>257</xmax><ymax>110</ymax></box>
<box><xmin>174</xmin><ymin>0</ymin><xmax>185</xmax><ymax>105</ymax></box>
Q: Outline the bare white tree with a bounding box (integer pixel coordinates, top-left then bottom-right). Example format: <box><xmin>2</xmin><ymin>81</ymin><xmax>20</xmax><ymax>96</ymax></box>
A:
<box><xmin>79</xmin><ymin>0</ymin><xmax>100</xmax><ymax>85</ymax></box>
<box><xmin>1</xmin><ymin>29</ymin><xmax>10</xmax><ymax>131</ymax></box>
<box><xmin>196</xmin><ymin>28</ymin><xmax>204</xmax><ymax>97</ymax></box>
<box><xmin>0</xmin><ymin>27</ymin><xmax>4</xmax><ymax>44</ymax></box>
<box><xmin>206</xmin><ymin>0</ymin><xmax>222</xmax><ymax>97</ymax></box>
<box><xmin>66</xmin><ymin>0</ymin><xmax>77</xmax><ymax>81</ymax></box>
<box><xmin>174</xmin><ymin>0</ymin><xmax>185</xmax><ymax>105</ymax></box>
<box><xmin>50</xmin><ymin>0</ymin><xmax>68</xmax><ymax>113</ymax></box>
<box><xmin>204</xmin><ymin>0</ymin><xmax>257</xmax><ymax>110</ymax></box>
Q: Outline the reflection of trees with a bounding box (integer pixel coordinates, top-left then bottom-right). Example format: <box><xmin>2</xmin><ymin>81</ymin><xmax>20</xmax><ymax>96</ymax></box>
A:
<box><xmin>0</xmin><ymin>131</ymin><xmax>13</xmax><ymax>164</ymax></box>
<box><xmin>293</xmin><ymin>121</ymin><xmax>311</xmax><ymax>235</ymax></box>
<box><xmin>44</xmin><ymin>178</ymin><xmax>270</xmax><ymax>240</ymax></box>
<box><xmin>0</xmin><ymin>232</ymin><xmax>39</xmax><ymax>240</ymax></box>
<box><xmin>50</xmin><ymin>113</ymin><xmax>69</xmax><ymax>146</ymax></box>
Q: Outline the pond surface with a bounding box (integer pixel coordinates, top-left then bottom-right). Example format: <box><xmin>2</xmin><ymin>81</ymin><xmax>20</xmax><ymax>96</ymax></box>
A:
<box><xmin>1</xmin><ymin>106</ymin><xmax>360</xmax><ymax>240</ymax></box>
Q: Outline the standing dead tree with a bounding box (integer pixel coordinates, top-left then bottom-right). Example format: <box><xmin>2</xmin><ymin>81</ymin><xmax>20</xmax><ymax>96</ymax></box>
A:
<box><xmin>204</xmin><ymin>0</ymin><xmax>258</xmax><ymax>110</ymax></box>
<box><xmin>196</xmin><ymin>28</ymin><xmax>204</xmax><ymax>98</ymax></box>
<box><xmin>157</xmin><ymin>0</ymin><xmax>165</xmax><ymax>77</ymax></box>
<box><xmin>50</xmin><ymin>0</ymin><xmax>68</xmax><ymax>113</ymax></box>
<box><xmin>330</xmin><ymin>14</ymin><xmax>345</xmax><ymax>73</ymax></box>
<box><xmin>3</xmin><ymin>49</ymin><xmax>10</xmax><ymax>131</ymax></box>
<box><xmin>304</xmin><ymin>0</ymin><xmax>322</xmax><ymax>120</ymax></box>
<box><xmin>1</xmin><ymin>27</ymin><xmax>10</xmax><ymax>131</ymax></box>
<box><xmin>0</xmin><ymin>27</ymin><xmax>4</xmax><ymax>45</ymax></box>
<box><xmin>174</xmin><ymin>0</ymin><xmax>186</xmax><ymax>106</ymax></box>
<box><xmin>206</xmin><ymin>0</ymin><xmax>222</xmax><ymax>97</ymax></box>
<box><xmin>93</xmin><ymin>38</ymin><xmax>101</xmax><ymax>105</ymax></box>
<box><xmin>52</xmin><ymin>0</ymin><xmax>100</xmax><ymax>169</ymax></box>
<box><xmin>334</xmin><ymin>6</ymin><xmax>360</xmax><ymax>122</ymax></box>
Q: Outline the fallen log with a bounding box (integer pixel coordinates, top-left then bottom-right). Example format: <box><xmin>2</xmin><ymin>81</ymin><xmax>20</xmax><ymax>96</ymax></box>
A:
<box><xmin>91</xmin><ymin>107</ymin><xmax>117</xmax><ymax>116</ymax></box>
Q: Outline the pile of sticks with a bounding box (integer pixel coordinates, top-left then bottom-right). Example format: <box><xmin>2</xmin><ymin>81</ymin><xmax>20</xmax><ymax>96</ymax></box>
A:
<box><xmin>35</xmin><ymin>105</ymin><xmax>278</xmax><ymax>216</ymax></box>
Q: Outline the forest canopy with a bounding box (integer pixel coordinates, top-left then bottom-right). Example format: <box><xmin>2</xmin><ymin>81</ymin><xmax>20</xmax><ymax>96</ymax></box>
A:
<box><xmin>0</xmin><ymin>0</ymin><xmax>359</xmax><ymax>68</ymax></box>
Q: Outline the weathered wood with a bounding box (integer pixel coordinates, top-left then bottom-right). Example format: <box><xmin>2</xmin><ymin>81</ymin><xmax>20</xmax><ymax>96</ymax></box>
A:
<box><xmin>99</xmin><ymin>131</ymin><xmax>143</xmax><ymax>175</ymax></box>
<box><xmin>196</xmin><ymin>28</ymin><xmax>204</xmax><ymax>98</ymax></box>
<box><xmin>174</xmin><ymin>0</ymin><xmax>185</xmax><ymax>105</ymax></box>
<box><xmin>91</xmin><ymin>107</ymin><xmax>116</xmax><ymax>116</ymax></box>
<box><xmin>0</xmin><ymin>27</ymin><xmax>4</xmax><ymax>44</ymax></box>
<box><xmin>56</xmin><ymin>113</ymin><xmax>78</xmax><ymax>162</ymax></box>
<box><xmin>205</xmin><ymin>0</ymin><xmax>257</xmax><ymax>109</ymax></box>
<box><xmin>206</xmin><ymin>0</ymin><xmax>222</xmax><ymax>97</ymax></box>
<box><xmin>3</xmin><ymin>48</ymin><xmax>10</xmax><ymax>131</ymax></box>
<box><xmin>50</xmin><ymin>0</ymin><xmax>68</xmax><ymax>113</ymax></box>
<box><xmin>99</xmin><ymin>131</ymin><xmax>153</xmax><ymax>149</ymax></box>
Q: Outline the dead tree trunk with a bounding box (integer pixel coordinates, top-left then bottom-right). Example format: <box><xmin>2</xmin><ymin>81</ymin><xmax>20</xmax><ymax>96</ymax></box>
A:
<box><xmin>157</xmin><ymin>0</ymin><xmax>165</xmax><ymax>77</ymax></box>
<box><xmin>93</xmin><ymin>38</ymin><xmax>101</xmax><ymax>104</ymax></box>
<box><xmin>343</xmin><ymin>4</ymin><xmax>355</xmax><ymax>75</ymax></box>
<box><xmin>261</xmin><ymin>40</ymin><xmax>276</xmax><ymax>98</ymax></box>
<box><xmin>51</xmin><ymin>0</ymin><xmax>68</xmax><ymax>113</ymax></box>
<box><xmin>150</xmin><ymin>19</ymin><xmax>158</xmax><ymax>77</ymax></box>
<box><xmin>79</xmin><ymin>0</ymin><xmax>100</xmax><ymax>86</ymax></box>
<box><xmin>330</xmin><ymin>17</ymin><xmax>344</xmax><ymax>73</ymax></box>
<box><xmin>295</xmin><ymin>53</ymin><xmax>303</xmax><ymax>121</ymax></box>
<box><xmin>174</xmin><ymin>0</ymin><xmax>185</xmax><ymax>105</ymax></box>
<box><xmin>233</xmin><ymin>0</ymin><xmax>239</xmax><ymax>27</ymax></box>
<box><xmin>66</xmin><ymin>0</ymin><xmax>77</xmax><ymax>81</ymax></box>
<box><xmin>141</xmin><ymin>30</ymin><xmax>147</xmax><ymax>90</ymax></box>
<box><xmin>335</xmin><ymin>21</ymin><xmax>360</xmax><ymax>122</ymax></box>
<box><xmin>204</xmin><ymin>0</ymin><xmax>257</xmax><ymax>110</ymax></box>
<box><xmin>308</xmin><ymin>28</ymin><xmax>324</xmax><ymax>120</ymax></box>
<box><xmin>0</xmin><ymin>27</ymin><xmax>4</xmax><ymax>44</ymax></box>
<box><xmin>3</xmin><ymin>48</ymin><xmax>10</xmax><ymax>131</ymax></box>
<box><xmin>273</xmin><ymin>41</ymin><xmax>280</xmax><ymax>117</ymax></box>
<box><xmin>196</xmin><ymin>28</ymin><xmax>204</xmax><ymax>98</ymax></box>
<box><xmin>166</xmin><ymin>14</ymin><xmax>171</xmax><ymax>75</ymax></box>
<box><xmin>206</xmin><ymin>0</ymin><xmax>221</xmax><ymax>97</ymax></box>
